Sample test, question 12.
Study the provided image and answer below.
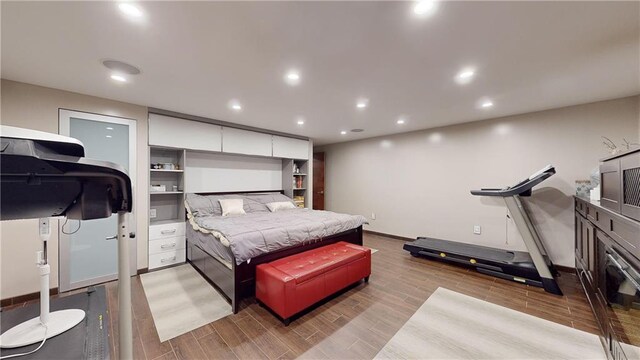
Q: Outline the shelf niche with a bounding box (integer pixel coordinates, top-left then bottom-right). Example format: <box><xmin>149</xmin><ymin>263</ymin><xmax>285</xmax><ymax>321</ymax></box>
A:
<box><xmin>150</xmin><ymin>147</ymin><xmax>186</xmax><ymax>224</ymax></box>
<box><xmin>283</xmin><ymin>159</ymin><xmax>308</xmax><ymax>208</ymax></box>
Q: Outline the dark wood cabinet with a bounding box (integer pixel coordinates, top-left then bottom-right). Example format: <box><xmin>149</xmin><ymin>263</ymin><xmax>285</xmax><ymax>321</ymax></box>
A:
<box><xmin>600</xmin><ymin>159</ymin><xmax>621</xmax><ymax>213</ymax></box>
<box><xmin>575</xmin><ymin>212</ymin><xmax>596</xmax><ymax>282</ymax></box>
<box><xmin>575</xmin><ymin>196</ymin><xmax>640</xmax><ymax>360</ymax></box>
<box><xmin>620</xmin><ymin>151</ymin><xmax>640</xmax><ymax>221</ymax></box>
<box><xmin>600</xmin><ymin>148</ymin><xmax>640</xmax><ymax>219</ymax></box>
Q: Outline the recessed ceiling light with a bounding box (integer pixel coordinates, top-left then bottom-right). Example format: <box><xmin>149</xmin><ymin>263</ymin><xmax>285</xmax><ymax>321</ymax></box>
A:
<box><xmin>413</xmin><ymin>1</ymin><xmax>438</xmax><ymax>17</ymax></box>
<box><xmin>455</xmin><ymin>68</ymin><xmax>475</xmax><ymax>84</ymax></box>
<box><xmin>106</xmin><ymin>135</ymin><xmax>113</xmax><ymax>138</ymax></box>
<box><xmin>397</xmin><ymin>119</ymin><xmax>406</xmax><ymax>125</ymax></box>
<box><xmin>481</xmin><ymin>100</ymin><xmax>494</xmax><ymax>108</ymax></box>
<box><xmin>356</xmin><ymin>99</ymin><xmax>369</xmax><ymax>109</ymax></box>
<box><xmin>228</xmin><ymin>99</ymin><xmax>242</xmax><ymax>111</ymax></box>
<box><xmin>458</xmin><ymin>70</ymin><xmax>474</xmax><ymax>79</ymax></box>
<box><xmin>118</xmin><ymin>3</ymin><xmax>143</xmax><ymax>17</ymax></box>
<box><xmin>106</xmin><ymin>127</ymin><xmax>114</xmax><ymax>130</ymax></box>
<box><xmin>341</xmin><ymin>131</ymin><xmax>347</xmax><ymax>135</ymax></box>
<box><xmin>110</xmin><ymin>74</ymin><xmax>127</xmax><ymax>82</ymax></box>
<box><xmin>285</xmin><ymin>70</ymin><xmax>301</xmax><ymax>85</ymax></box>
<box><xmin>297</xmin><ymin>119</ymin><xmax>305</xmax><ymax>125</ymax></box>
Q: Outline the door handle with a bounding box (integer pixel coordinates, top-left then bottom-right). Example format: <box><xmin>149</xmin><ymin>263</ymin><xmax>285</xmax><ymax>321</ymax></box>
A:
<box><xmin>106</xmin><ymin>235</ymin><xmax>117</xmax><ymax>240</ymax></box>
<box><xmin>607</xmin><ymin>253</ymin><xmax>640</xmax><ymax>290</ymax></box>
<box><xmin>318</xmin><ymin>191</ymin><xmax>324</xmax><ymax>194</ymax></box>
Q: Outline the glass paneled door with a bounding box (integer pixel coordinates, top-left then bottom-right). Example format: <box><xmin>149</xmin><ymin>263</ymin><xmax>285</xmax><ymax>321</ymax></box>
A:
<box><xmin>59</xmin><ymin>109</ymin><xmax>137</xmax><ymax>291</ymax></box>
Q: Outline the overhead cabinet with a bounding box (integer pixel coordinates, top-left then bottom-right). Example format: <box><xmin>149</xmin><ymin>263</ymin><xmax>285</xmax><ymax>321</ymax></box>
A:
<box><xmin>149</xmin><ymin>113</ymin><xmax>309</xmax><ymax>160</ymax></box>
<box><xmin>149</xmin><ymin>114</ymin><xmax>222</xmax><ymax>152</ymax></box>
<box><xmin>272</xmin><ymin>135</ymin><xmax>309</xmax><ymax>160</ymax></box>
<box><xmin>222</xmin><ymin>127</ymin><xmax>272</xmax><ymax>157</ymax></box>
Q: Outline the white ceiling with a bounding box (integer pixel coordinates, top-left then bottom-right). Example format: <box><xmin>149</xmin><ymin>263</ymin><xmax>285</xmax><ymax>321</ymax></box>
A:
<box><xmin>2</xmin><ymin>1</ymin><xmax>639</xmax><ymax>145</ymax></box>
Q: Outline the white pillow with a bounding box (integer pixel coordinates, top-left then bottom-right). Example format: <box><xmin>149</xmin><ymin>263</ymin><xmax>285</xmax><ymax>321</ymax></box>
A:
<box><xmin>266</xmin><ymin>201</ymin><xmax>296</xmax><ymax>212</ymax></box>
<box><xmin>219</xmin><ymin>198</ymin><xmax>246</xmax><ymax>216</ymax></box>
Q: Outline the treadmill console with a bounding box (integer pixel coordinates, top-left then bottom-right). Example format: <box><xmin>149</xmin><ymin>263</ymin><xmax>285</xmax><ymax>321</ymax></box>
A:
<box><xmin>470</xmin><ymin>165</ymin><xmax>555</xmax><ymax>197</ymax></box>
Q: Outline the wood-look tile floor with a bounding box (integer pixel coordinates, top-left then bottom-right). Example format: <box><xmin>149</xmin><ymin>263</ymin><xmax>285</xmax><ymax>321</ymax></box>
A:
<box><xmin>5</xmin><ymin>233</ymin><xmax>601</xmax><ymax>359</ymax></box>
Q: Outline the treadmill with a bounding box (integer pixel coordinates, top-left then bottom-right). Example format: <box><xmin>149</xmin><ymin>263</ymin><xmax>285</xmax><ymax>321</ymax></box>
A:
<box><xmin>403</xmin><ymin>165</ymin><xmax>562</xmax><ymax>295</ymax></box>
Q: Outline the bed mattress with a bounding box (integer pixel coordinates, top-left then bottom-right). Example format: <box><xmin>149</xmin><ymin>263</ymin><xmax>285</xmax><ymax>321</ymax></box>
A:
<box><xmin>191</xmin><ymin>208</ymin><xmax>367</xmax><ymax>265</ymax></box>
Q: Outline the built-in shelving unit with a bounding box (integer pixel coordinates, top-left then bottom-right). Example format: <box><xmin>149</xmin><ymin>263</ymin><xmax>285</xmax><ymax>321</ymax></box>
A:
<box><xmin>147</xmin><ymin>112</ymin><xmax>314</xmax><ymax>270</ymax></box>
<box><xmin>283</xmin><ymin>159</ymin><xmax>308</xmax><ymax>208</ymax></box>
<box><xmin>149</xmin><ymin>146</ymin><xmax>187</xmax><ymax>269</ymax></box>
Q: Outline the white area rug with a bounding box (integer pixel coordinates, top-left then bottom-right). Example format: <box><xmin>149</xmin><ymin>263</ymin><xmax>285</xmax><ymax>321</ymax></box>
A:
<box><xmin>140</xmin><ymin>264</ymin><xmax>232</xmax><ymax>342</ymax></box>
<box><xmin>375</xmin><ymin>287</ymin><xmax>606</xmax><ymax>360</ymax></box>
<box><xmin>367</xmin><ymin>247</ymin><xmax>379</xmax><ymax>254</ymax></box>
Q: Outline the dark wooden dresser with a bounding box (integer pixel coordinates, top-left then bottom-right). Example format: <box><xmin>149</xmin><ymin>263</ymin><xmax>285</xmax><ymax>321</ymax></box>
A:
<box><xmin>574</xmin><ymin>149</ymin><xmax>640</xmax><ymax>360</ymax></box>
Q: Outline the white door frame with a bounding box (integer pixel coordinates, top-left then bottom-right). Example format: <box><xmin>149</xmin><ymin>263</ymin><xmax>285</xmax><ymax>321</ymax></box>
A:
<box><xmin>58</xmin><ymin>109</ymin><xmax>137</xmax><ymax>292</ymax></box>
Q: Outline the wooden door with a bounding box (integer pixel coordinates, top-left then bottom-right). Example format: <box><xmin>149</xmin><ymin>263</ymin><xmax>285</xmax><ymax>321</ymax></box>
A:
<box><xmin>313</xmin><ymin>152</ymin><xmax>325</xmax><ymax>210</ymax></box>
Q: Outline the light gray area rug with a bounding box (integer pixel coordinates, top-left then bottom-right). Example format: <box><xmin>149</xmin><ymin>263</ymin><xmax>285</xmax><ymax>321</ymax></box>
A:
<box><xmin>140</xmin><ymin>264</ymin><xmax>232</xmax><ymax>342</ymax></box>
<box><xmin>367</xmin><ymin>247</ymin><xmax>379</xmax><ymax>254</ymax></box>
<box><xmin>375</xmin><ymin>287</ymin><xmax>606</xmax><ymax>360</ymax></box>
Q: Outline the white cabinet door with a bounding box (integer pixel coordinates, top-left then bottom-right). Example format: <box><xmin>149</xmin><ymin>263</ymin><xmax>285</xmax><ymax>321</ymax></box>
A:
<box><xmin>222</xmin><ymin>127</ymin><xmax>272</xmax><ymax>157</ymax></box>
<box><xmin>272</xmin><ymin>136</ymin><xmax>309</xmax><ymax>160</ymax></box>
<box><xmin>149</xmin><ymin>114</ymin><xmax>222</xmax><ymax>152</ymax></box>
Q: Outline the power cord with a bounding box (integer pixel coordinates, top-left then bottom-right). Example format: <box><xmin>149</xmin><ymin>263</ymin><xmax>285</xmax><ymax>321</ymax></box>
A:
<box><xmin>0</xmin><ymin>323</ymin><xmax>48</xmax><ymax>359</ymax></box>
<box><xmin>61</xmin><ymin>218</ymin><xmax>81</xmax><ymax>235</ymax></box>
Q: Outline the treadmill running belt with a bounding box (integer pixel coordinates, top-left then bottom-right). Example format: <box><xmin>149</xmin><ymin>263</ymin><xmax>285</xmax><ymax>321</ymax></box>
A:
<box><xmin>0</xmin><ymin>286</ymin><xmax>110</xmax><ymax>360</ymax></box>
<box><xmin>414</xmin><ymin>237</ymin><xmax>521</xmax><ymax>263</ymax></box>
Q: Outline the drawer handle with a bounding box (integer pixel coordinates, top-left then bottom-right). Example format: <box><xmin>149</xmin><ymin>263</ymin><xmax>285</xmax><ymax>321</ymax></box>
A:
<box><xmin>161</xmin><ymin>243</ymin><xmax>177</xmax><ymax>249</ymax></box>
<box><xmin>161</xmin><ymin>229</ymin><xmax>177</xmax><ymax>235</ymax></box>
<box><xmin>161</xmin><ymin>256</ymin><xmax>177</xmax><ymax>263</ymax></box>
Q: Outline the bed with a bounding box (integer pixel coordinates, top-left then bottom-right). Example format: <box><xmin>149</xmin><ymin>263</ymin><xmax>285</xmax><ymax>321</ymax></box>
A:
<box><xmin>184</xmin><ymin>191</ymin><xmax>367</xmax><ymax>313</ymax></box>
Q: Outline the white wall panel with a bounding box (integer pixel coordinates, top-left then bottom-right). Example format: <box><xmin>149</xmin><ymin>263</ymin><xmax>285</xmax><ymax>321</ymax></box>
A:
<box><xmin>222</xmin><ymin>127</ymin><xmax>272</xmax><ymax>157</ymax></box>
<box><xmin>273</xmin><ymin>136</ymin><xmax>309</xmax><ymax>160</ymax></box>
<box><xmin>185</xmin><ymin>151</ymin><xmax>283</xmax><ymax>193</ymax></box>
<box><xmin>149</xmin><ymin>114</ymin><xmax>221</xmax><ymax>152</ymax></box>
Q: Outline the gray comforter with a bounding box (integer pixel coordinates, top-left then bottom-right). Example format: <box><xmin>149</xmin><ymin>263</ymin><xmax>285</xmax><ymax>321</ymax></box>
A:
<box><xmin>193</xmin><ymin>208</ymin><xmax>367</xmax><ymax>265</ymax></box>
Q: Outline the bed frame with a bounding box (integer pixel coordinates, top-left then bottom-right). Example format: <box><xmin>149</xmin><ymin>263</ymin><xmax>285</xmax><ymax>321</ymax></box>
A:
<box><xmin>185</xmin><ymin>190</ymin><xmax>364</xmax><ymax>313</ymax></box>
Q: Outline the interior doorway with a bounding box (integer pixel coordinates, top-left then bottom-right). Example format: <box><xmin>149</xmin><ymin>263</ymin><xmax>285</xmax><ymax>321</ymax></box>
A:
<box><xmin>313</xmin><ymin>152</ymin><xmax>325</xmax><ymax>210</ymax></box>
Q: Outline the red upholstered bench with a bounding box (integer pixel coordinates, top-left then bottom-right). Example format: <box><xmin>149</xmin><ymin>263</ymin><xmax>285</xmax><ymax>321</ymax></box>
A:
<box><xmin>256</xmin><ymin>241</ymin><xmax>371</xmax><ymax>325</ymax></box>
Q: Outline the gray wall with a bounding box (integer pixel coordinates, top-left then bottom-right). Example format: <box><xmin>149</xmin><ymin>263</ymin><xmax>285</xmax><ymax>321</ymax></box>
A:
<box><xmin>318</xmin><ymin>96</ymin><xmax>639</xmax><ymax>267</ymax></box>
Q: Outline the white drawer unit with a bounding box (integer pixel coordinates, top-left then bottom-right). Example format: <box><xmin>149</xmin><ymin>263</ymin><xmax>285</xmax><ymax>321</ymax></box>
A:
<box><xmin>149</xmin><ymin>249</ymin><xmax>186</xmax><ymax>269</ymax></box>
<box><xmin>149</xmin><ymin>221</ymin><xmax>186</xmax><ymax>240</ymax></box>
<box><xmin>149</xmin><ymin>221</ymin><xmax>186</xmax><ymax>269</ymax></box>
<box><xmin>148</xmin><ymin>236</ymin><xmax>186</xmax><ymax>255</ymax></box>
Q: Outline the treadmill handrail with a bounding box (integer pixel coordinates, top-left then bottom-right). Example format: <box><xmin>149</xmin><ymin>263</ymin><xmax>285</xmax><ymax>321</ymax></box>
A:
<box><xmin>470</xmin><ymin>166</ymin><xmax>555</xmax><ymax>197</ymax></box>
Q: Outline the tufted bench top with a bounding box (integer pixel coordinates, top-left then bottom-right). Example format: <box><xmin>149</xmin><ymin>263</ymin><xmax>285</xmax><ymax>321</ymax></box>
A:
<box><xmin>267</xmin><ymin>242</ymin><xmax>368</xmax><ymax>284</ymax></box>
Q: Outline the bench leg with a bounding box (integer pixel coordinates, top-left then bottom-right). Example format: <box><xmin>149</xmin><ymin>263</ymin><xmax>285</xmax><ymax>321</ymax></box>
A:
<box><xmin>283</xmin><ymin>318</ymin><xmax>291</xmax><ymax>326</ymax></box>
<box><xmin>364</xmin><ymin>276</ymin><xmax>370</xmax><ymax>283</ymax></box>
